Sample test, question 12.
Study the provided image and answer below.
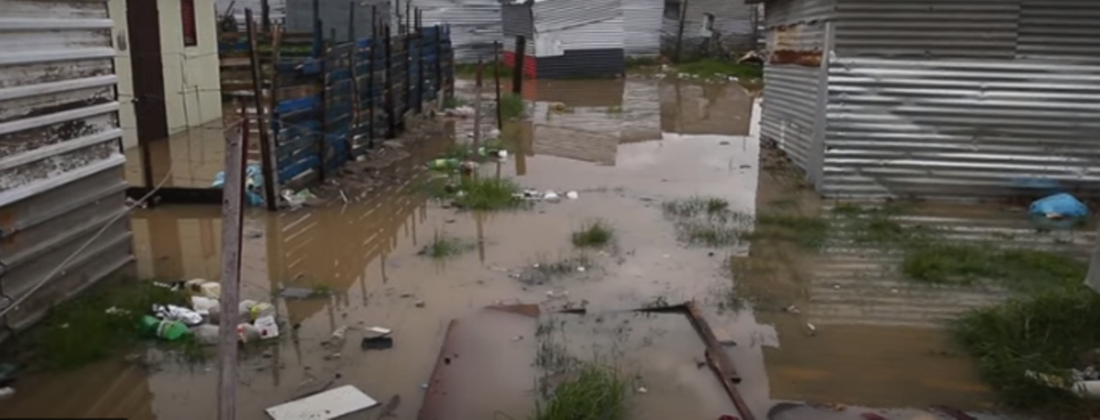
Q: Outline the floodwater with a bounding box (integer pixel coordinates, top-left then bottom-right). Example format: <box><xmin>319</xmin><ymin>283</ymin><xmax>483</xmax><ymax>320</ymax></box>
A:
<box><xmin>3</xmin><ymin>76</ymin><xmax>1059</xmax><ymax>420</ymax></box>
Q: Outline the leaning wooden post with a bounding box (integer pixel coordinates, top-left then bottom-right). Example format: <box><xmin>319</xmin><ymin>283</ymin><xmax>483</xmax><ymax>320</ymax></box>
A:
<box><xmin>493</xmin><ymin>40</ymin><xmax>502</xmax><ymax>129</ymax></box>
<box><xmin>675</xmin><ymin>0</ymin><xmax>690</xmax><ymax>63</ymax></box>
<box><xmin>217</xmin><ymin>107</ymin><xmax>248</xmax><ymax>420</ymax></box>
<box><xmin>512</xmin><ymin>35</ymin><xmax>525</xmax><ymax>94</ymax></box>
<box><xmin>473</xmin><ymin>59</ymin><xmax>483</xmax><ymax>151</ymax></box>
<box><xmin>246</xmin><ymin>9</ymin><xmax>278</xmax><ymax>211</ymax></box>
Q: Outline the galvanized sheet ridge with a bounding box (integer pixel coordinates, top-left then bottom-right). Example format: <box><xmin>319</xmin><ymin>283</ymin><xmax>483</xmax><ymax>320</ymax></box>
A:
<box><xmin>1017</xmin><ymin>0</ymin><xmax>1100</xmax><ymax>64</ymax></box>
<box><xmin>834</xmin><ymin>0</ymin><xmax>1020</xmax><ymax>59</ymax></box>
<box><xmin>822</xmin><ymin>57</ymin><xmax>1100</xmax><ymax>199</ymax></box>
<box><xmin>0</xmin><ymin>0</ymin><xmax>130</xmax><ymax>332</ymax></box>
<box><xmin>661</xmin><ymin>0</ymin><xmax>759</xmax><ymax>51</ymax></box>
<box><xmin>532</xmin><ymin>0</ymin><xmax>620</xmax><ymax>33</ymax></box>
<box><xmin>623</xmin><ymin>0</ymin><xmax>662</xmax><ymax>56</ymax></box>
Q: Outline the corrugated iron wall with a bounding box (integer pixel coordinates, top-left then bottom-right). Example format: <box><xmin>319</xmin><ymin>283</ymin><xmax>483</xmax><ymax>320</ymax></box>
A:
<box><xmin>761</xmin><ymin>0</ymin><xmax>1100</xmax><ymax>200</ymax></box>
<box><xmin>759</xmin><ymin>0</ymin><xmax>834</xmax><ymax>181</ymax></box>
<box><xmin>0</xmin><ymin>0</ymin><xmax>131</xmax><ymax>331</ymax></box>
<box><xmin>821</xmin><ymin>0</ymin><xmax>1100</xmax><ymax>199</ymax></box>
<box><xmin>415</xmin><ymin>0</ymin><xmax>501</xmax><ymax>62</ymax></box>
<box><xmin>285</xmin><ymin>0</ymin><xmax>391</xmax><ymax>44</ymax></box>
<box><xmin>624</xmin><ymin>0</ymin><xmax>662</xmax><ymax>56</ymax></box>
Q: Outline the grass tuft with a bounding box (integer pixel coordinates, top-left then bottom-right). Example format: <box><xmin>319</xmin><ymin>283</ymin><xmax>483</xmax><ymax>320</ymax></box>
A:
<box><xmin>902</xmin><ymin>244</ymin><xmax>1087</xmax><ymax>290</ymax></box>
<box><xmin>954</xmin><ymin>286</ymin><xmax>1100</xmax><ymax>414</ymax></box>
<box><xmin>500</xmin><ymin>93</ymin><xmax>526</xmax><ymax>120</ymax></box>
<box><xmin>428</xmin><ymin>177</ymin><xmax>526</xmax><ymax>211</ymax></box>
<box><xmin>683</xmin><ymin>221</ymin><xmax>742</xmax><ymax>247</ymax></box>
<box><xmin>518</xmin><ymin>253</ymin><xmax>595</xmax><ymax>285</ymax></box>
<box><xmin>572</xmin><ymin>220</ymin><xmax>614</xmax><ymax>248</ymax></box>
<box><xmin>442</xmin><ymin>96</ymin><xmax>467</xmax><ymax>110</ymax></box>
<box><xmin>662</xmin><ymin>196</ymin><xmax>730</xmax><ymax>218</ymax></box>
<box><xmin>420</xmin><ymin>233</ymin><xmax>473</xmax><ymax>259</ymax></box>
<box><xmin>19</xmin><ymin>278</ymin><xmax>204</xmax><ymax>369</ymax></box>
<box><xmin>534</xmin><ymin>364</ymin><xmax>628</xmax><ymax>420</ymax></box>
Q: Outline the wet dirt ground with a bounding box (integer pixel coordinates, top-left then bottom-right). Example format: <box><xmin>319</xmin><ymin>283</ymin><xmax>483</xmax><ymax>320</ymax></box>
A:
<box><xmin>2</xmin><ymin>77</ymin><xmax>1059</xmax><ymax>420</ymax></box>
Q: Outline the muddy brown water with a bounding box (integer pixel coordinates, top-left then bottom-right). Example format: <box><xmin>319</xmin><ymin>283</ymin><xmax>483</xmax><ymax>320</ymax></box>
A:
<box><xmin>1</xmin><ymin>78</ymin><xmax>1027</xmax><ymax>420</ymax></box>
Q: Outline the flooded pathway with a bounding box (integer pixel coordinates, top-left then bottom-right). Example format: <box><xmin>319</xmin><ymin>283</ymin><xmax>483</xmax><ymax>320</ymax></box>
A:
<box><xmin>1</xmin><ymin>77</ymin><xmax>1057</xmax><ymax>420</ymax></box>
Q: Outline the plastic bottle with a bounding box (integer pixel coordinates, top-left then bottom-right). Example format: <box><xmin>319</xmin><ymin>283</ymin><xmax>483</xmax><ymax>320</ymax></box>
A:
<box><xmin>140</xmin><ymin>316</ymin><xmax>191</xmax><ymax>341</ymax></box>
<box><xmin>192</xmin><ymin>324</ymin><xmax>220</xmax><ymax>346</ymax></box>
<box><xmin>249</xmin><ymin>302</ymin><xmax>275</xmax><ymax>321</ymax></box>
<box><xmin>237</xmin><ymin>323</ymin><xmax>262</xmax><ymax>343</ymax></box>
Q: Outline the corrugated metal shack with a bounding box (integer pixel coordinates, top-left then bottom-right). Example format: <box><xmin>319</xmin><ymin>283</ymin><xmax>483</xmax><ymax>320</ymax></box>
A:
<box><xmin>756</xmin><ymin>0</ymin><xmax>1100</xmax><ymax>200</ymax></box>
<box><xmin>0</xmin><ymin>0</ymin><xmax>131</xmax><ymax>331</ymax></box>
<box><xmin>285</xmin><ymin>0</ymin><xmax>392</xmax><ymax>44</ymax></box>
<box><xmin>624</xmin><ymin>0</ymin><xmax>663</xmax><ymax>57</ymax></box>
<box><xmin>414</xmin><ymin>0</ymin><xmax>502</xmax><ymax>62</ymax></box>
<box><xmin>502</xmin><ymin>0</ymin><xmax>625</xmax><ymax>79</ymax></box>
<box><xmin>662</xmin><ymin>0</ymin><xmax>758</xmax><ymax>54</ymax></box>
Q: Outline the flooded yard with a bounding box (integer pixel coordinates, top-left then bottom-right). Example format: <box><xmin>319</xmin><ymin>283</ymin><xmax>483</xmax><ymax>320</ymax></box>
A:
<box><xmin>2</xmin><ymin>76</ymin><xmax>1092</xmax><ymax>419</ymax></box>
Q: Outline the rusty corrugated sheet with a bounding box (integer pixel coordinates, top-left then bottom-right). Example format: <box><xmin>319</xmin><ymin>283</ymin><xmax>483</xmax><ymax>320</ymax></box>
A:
<box><xmin>0</xmin><ymin>0</ymin><xmax>132</xmax><ymax>331</ymax></box>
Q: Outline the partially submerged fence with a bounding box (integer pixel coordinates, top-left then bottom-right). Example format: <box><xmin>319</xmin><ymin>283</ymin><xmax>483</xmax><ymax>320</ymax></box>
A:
<box><xmin>215</xmin><ymin>13</ymin><xmax>455</xmax><ymax>209</ymax></box>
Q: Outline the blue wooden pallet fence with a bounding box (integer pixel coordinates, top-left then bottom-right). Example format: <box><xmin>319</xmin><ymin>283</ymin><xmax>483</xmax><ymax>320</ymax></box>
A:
<box><xmin>269</xmin><ymin>25</ymin><xmax>455</xmax><ymax>187</ymax></box>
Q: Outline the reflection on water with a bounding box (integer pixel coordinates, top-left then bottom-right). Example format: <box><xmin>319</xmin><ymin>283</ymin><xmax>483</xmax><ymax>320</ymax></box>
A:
<box><xmin>1</xmin><ymin>78</ymin><xmax>1026</xmax><ymax>419</ymax></box>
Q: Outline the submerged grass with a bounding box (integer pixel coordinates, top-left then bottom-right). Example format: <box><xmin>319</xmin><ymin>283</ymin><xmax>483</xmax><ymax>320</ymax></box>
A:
<box><xmin>662</xmin><ymin>196</ymin><xmax>731</xmax><ymax>218</ymax></box>
<box><xmin>420</xmin><ymin>233</ymin><xmax>474</xmax><ymax>259</ymax></box>
<box><xmin>534</xmin><ymin>364</ymin><xmax>628</xmax><ymax>420</ymax></box>
<box><xmin>500</xmin><ymin>92</ymin><xmax>526</xmax><ymax>120</ymax></box>
<box><xmin>518</xmin><ymin>253</ymin><xmax>595</xmax><ymax>285</ymax></box>
<box><xmin>442</xmin><ymin>96</ymin><xmax>467</xmax><ymax>109</ymax></box>
<box><xmin>674</xmin><ymin>58</ymin><xmax>763</xmax><ymax>80</ymax></box>
<box><xmin>954</xmin><ymin>286</ymin><xmax>1100</xmax><ymax>414</ymax></box>
<box><xmin>902</xmin><ymin>243</ymin><xmax>1088</xmax><ymax>290</ymax></box>
<box><xmin>18</xmin><ymin>278</ymin><xmax>203</xmax><ymax>369</ymax></box>
<box><xmin>572</xmin><ymin>220</ymin><xmax>614</xmax><ymax>248</ymax></box>
<box><xmin>426</xmin><ymin>177</ymin><xmax>525</xmax><ymax>211</ymax></box>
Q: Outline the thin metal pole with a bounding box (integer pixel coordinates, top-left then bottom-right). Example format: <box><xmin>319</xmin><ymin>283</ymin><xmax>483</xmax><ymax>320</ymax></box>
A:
<box><xmin>473</xmin><ymin>59</ymin><xmax>482</xmax><ymax>151</ymax></box>
<box><xmin>216</xmin><ymin>106</ymin><xmax>248</xmax><ymax>420</ymax></box>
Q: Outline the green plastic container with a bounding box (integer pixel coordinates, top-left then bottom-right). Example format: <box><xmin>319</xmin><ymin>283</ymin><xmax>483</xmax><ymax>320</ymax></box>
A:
<box><xmin>139</xmin><ymin>315</ymin><xmax>191</xmax><ymax>341</ymax></box>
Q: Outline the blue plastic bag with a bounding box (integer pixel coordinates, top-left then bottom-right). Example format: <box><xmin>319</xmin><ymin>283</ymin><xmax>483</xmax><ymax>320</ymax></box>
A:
<box><xmin>1029</xmin><ymin>193</ymin><xmax>1088</xmax><ymax>218</ymax></box>
<box><xmin>212</xmin><ymin>164</ymin><xmax>266</xmax><ymax>207</ymax></box>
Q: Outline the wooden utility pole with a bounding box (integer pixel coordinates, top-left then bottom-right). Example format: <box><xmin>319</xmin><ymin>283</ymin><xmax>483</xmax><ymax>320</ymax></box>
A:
<box><xmin>246</xmin><ymin>9</ymin><xmax>278</xmax><ymax>211</ymax></box>
<box><xmin>512</xmin><ymin>36</ymin><xmax>525</xmax><ymax>94</ymax></box>
<box><xmin>493</xmin><ymin>41</ymin><xmax>502</xmax><ymax>130</ymax></box>
<box><xmin>473</xmin><ymin>59</ymin><xmax>483</xmax><ymax>151</ymax></box>
<box><xmin>675</xmin><ymin>0</ymin><xmax>690</xmax><ymax>63</ymax></box>
<box><xmin>216</xmin><ymin>107</ymin><xmax>248</xmax><ymax>420</ymax></box>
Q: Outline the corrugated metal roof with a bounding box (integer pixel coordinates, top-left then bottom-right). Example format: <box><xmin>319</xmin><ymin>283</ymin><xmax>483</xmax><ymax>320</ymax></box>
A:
<box><xmin>623</xmin><ymin>0</ymin><xmax>662</xmax><ymax>56</ymax></box>
<box><xmin>0</xmin><ymin>0</ymin><xmax>131</xmax><ymax>331</ymax></box>
<box><xmin>531</xmin><ymin>0</ymin><xmax>624</xmax><ymax>55</ymax></box>
<box><xmin>834</xmin><ymin>1</ymin><xmax>1020</xmax><ymax>59</ymax></box>
<box><xmin>1016</xmin><ymin>0</ymin><xmax>1100</xmax><ymax>64</ymax></box>
<box><xmin>532</xmin><ymin>0</ymin><xmax>619</xmax><ymax>33</ymax></box>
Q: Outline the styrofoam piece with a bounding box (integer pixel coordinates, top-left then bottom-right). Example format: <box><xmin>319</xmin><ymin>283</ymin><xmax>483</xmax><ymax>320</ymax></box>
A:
<box><xmin>265</xmin><ymin>385</ymin><xmax>378</xmax><ymax>420</ymax></box>
<box><xmin>367</xmin><ymin>326</ymin><xmax>392</xmax><ymax>335</ymax></box>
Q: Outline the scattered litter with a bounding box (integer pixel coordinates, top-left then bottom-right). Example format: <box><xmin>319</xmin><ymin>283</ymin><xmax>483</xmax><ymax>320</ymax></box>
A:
<box><xmin>366</xmin><ymin>326</ymin><xmax>392</xmax><ymax>335</ymax></box>
<box><xmin>783</xmin><ymin>305</ymin><xmax>800</xmax><ymax>314</ymax></box>
<box><xmin>414</xmin><ymin>300</ymin><xmax>426</xmax><ymax>308</ymax></box>
<box><xmin>254</xmin><ymin>315</ymin><xmax>281</xmax><ymax>339</ymax></box>
<box><xmin>186</xmin><ymin>279</ymin><xmax>221</xmax><ymax>298</ymax></box>
<box><xmin>190</xmin><ymin>296</ymin><xmax>218</xmax><ymax>316</ymax></box>
<box><xmin>832</xmin><ymin>284</ymin><xmax>841</xmax><ymax>290</ymax></box>
<box><xmin>213</xmin><ymin>164</ymin><xmax>265</xmax><ymax>206</ymax></box>
<box><xmin>805</xmin><ymin>322</ymin><xmax>817</xmax><ymax>336</ymax></box>
<box><xmin>105</xmin><ymin>306</ymin><xmax>130</xmax><ymax>316</ymax></box>
<box><xmin>361</xmin><ymin>336</ymin><xmax>394</xmax><ymax>350</ymax></box>
<box><xmin>511</xmin><ymin>335</ymin><xmax>524</xmax><ymax>342</ymax></box>
<box><xmin>140</xmin><ymin>316</ymin><xmax>191</xmax><ymax>341</ymax></box>
<box><xmin>280</xmin><ymin>286</ymin><xmax>315</xmax><ymax>299</ymax></box>
<box><xmin>1029</xmin><ymin>192</ymin><xmax>1089</xmax><ymax>219</ymax></box>
<box><xmin>543</xmin><ymin>190</ymin><xmax>560</xmax><ymax>200</ymax></box>
<box><xmin>565</xmin><ymin>190</ymin><xmax>579</xmax><ymax>199</ymax></box>
<box><xmin>443</xmin><ymin>106</ymin><xmax>475</xmax><ymax>118</ymax></box>
<box><xmin>281</xmin><ymin>189</ymin><xmax>318</xmax><ymax>209</ymax></box>
<box><xmin>191</xmin><ymin>324</ymin><xmax>220</xmax><ymax>345</ymax></box>
<box><xmin>238</xmin><ymin>323</ymin><xmax>262</xmax><ymax>343</ymax></box>
<box><xmin>381</xmin><ymin>140</ymin><xmax>404</xmax><ymax>150</ymax></box>
<box><xmin>576</xmin><ymin>266</ymin><xmax>586</xmax><ymax>272</ymax></box>
<box><xmin>419</xmin><ymin>383</ymin><xmax>429</xmax><ymax>390</ymax></box>
<box><xmin>719</xmin><ymin>141</ymin><xmax>730</xmax><ymax>146</ymax></box>
<box><xmin>265</xmin><ymin>385</ymin><xmax>379</xmax><ymax>420</ymax></box>
<box><xmin>545</xmin><ymin>290</ymin><xmax>569</xmax><ymax>299</ymax></box>
<box><xmin>428</xmin><ymin>158</ymin><xmax>461</xmax><ymax>171</ymax></box>
<box><xmin>328</xmin><ymin>326</ymin><xmax>350</xmax><ymax>347</ymax></box>
<box><xmin>324</xmin><ymin>353</ymin><xmax>342</xmax><ymax>360</ymax></box>
<box><xmin>636</xmin><ymin>387</ymin><xmax>648</xmax><ymax>394</ymax></box>
<box><xmin>153</xmin><ymin>304</ymin><xmax>203</xmax><ymax>326</ymax></box>
<box><xmin>0</xmin><ymin>387</ymin><xmax>13</xmax><ymax>401</ymax></box>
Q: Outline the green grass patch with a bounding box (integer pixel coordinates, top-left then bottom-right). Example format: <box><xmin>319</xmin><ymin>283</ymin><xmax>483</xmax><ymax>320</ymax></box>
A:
<box><xmin>534</xmin><ymin>364</ymin><xmax>628</xmax><ymax>420</ymax></box>
<box><xmin>662</xmin><ymin>196</ymin><xmax>731</xmax><ymax>218</ymax></box>
<box><xmin>752</xmin><ymin>214</ymin><xmax>830</xmax><ymax>249</ymax></box>
<box><xmin>518</xmin><ymin>253</ymin><xmax>595</xmax><ymax>285</ymax></box>
<box><xmin>17</xmin><ymin>278</ymin><xmax>204</xmax><ymax>369</ymax></box>
<box><xmin>902</xmin><ymin>244</ymin><xmax>1087</xmax><ymax>290</ymax></box>
<box><xmin>429</xmin><ymin>177</ymin><xmax>525</xmax><ymax>211</ymax></box>
<box><xmin>500</xmin><ymin>92</ymin><xmax>525</xmax><ymax>120</ymax></box>
<box><xmin>683</xmin><ymin>221</ymin><xmax>743</xmax><ymax>247</ymax></box>
<box><xmin>572</xmin><ymin>220</ymin><xmax>614</xmax><ymax>248</ymax></box>
<box><xmin>674</xmin><ymin>58</ymin><xmax>762</xmax><ymax>80</ymax></box>
<box><xmin>954</xmin><ymin>286</ymin><xmax>1100</xmax><ymax>414</ymax></box>
<box><xmin>420</xmin><ymin>233</ymin><xmax>474</xmax><ymax>258</ymax></box>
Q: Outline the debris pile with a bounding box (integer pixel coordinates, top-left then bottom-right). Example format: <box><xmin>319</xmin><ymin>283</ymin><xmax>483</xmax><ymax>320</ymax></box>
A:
<box><xmin>149</xmin><ymin>279</ymin><xmax>281</xmax><ymax>345</ymax></box>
